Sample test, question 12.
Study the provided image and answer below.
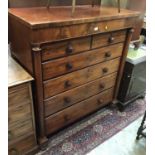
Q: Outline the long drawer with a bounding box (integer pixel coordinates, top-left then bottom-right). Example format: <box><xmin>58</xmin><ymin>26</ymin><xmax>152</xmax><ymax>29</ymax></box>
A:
<box><xmin>8</xmin><ymin>84</ymin><xmax>32</xmax><ymax>108</ymax></box>
<box><xmin>8</xmin><ymin>84</ymin><xmax>32</xmax><ymax>126</ymax></box>
<box><xmin>45</xmin><ymin>88</ymin><xmax>114</xmax><ymax>135</ymax></box>
<box><xmin>44</xmin><ymin>58</ymin><xmax>120</xmax><ymax>98</ymax></box>
<box><xmin>9</xmin><ymin>119</ymin><xmax>33</xmax><ymax>142</ymax></box>
<box><xmin>44</xmin><ymin>72</ymin><xmax>117</xmax><ymax>117</ymax></box>
<box><xmin>42</xmin><ymin>43</ymin><xmax>123</xmax><ymax>80</ymax></box>
<box><xmin>33</xmin><ymin>18</ymin><xmax>135</xmax><ymax>43</ymax></box>
<box><xmin>8</xmin><ymin>102</ymin><xmax>32</xmax><ymax>126</ymax></box>
<box><xmin>9</xmin><ymin>134</ymin><xmax>36</xmax><ymax>155</ymax></box>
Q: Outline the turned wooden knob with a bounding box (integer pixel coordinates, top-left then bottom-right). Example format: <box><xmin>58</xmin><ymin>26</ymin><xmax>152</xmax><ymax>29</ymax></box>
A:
<box><xmin>64</xmin><ymin>97</ymin><xmax>71</xmax><ymax>104</ymax></box>
<box><xmin>98</xmin><ymin>99</ymin><xmax>104</xmax><ymax>104</ymax></box>
<box><xmin>105</xmin><ymin>52</ymin><xmax>111</xmax><ymax>58</ymax></box>
<box><xmin>99</xmin><ymin>83</ymin><xmax>105</xmax><ymax>89</ymax></box>
<box><xmin>102</xmin><ymin>68</ymin><xmax>108</xmax><ymax>74</ymax></box>
<box><xmin>66</xmin><ymin>44</ymin><xmax>73</xmax><ymax>54</ymax></box>
<box><xmin>64</xmin><ymin>115</ymin><xmax>69</xmax><ymax>122</ymax></box>
<box><xmin>64</xmin><ymin>80</ymin><xmax>72</xmax><ymax>88</ymax></box>
<box><xmin>108</xmin><ymin>36</ymin><xmax>115</xmax><ymax>43</ymax></box>
<box><xmin>66</xmin><ymin>63</ymin><xmax>73</xmax><ymax>70</ymax></box>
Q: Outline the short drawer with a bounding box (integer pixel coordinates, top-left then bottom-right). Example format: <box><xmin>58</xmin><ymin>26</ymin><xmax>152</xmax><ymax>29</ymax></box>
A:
<box><xmin>9</xmin><ymin>103</ymin><xmax>32</xmax><ymax>126</ymax></box>
<box><xmin>45</xmin><ymin>87</ymin><xmax>114</xmax><ymax>135</ymax></box>
<box><xmin>9</xmin><ymin>134</ymin><xmax>36</xmax><ymax>155</ymax></box>
<box><xmin>92</xmin><ymin>30</ymin><xmax>126</xmax><ymax>49</ymax></box>
<box><xmin>44</xmin><ymin>72</ymin><xmax>117</xmax><ymax>116</ymax></box>
<box><xmin>9</xmin><ymin>119</ymin><xmax>33</xmax><ymax>142</ymax></box>
<box><xmin>42</xmin><ymin>37</ymin><xmax>91</xmax><ymax>61</ymax></box>
<box><xmin>44</xmin><ymin>58</ymin><xmax>120</xmax><ymax>98</ymax></box>
<box><xmin>42</xmin><ymin>43</ymin><xmax>123</xmax><ymax>80</ymax></box>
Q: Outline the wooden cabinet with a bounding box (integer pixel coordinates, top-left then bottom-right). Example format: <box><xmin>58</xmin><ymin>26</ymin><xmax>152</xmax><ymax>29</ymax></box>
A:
<box><xmin>9</xmin><ymin>6</ymin><xmax>140</xmax><ymax>144</ymax></box>
<box><xmin>8</xmin><ymin>56</ymin><xmax>37</xmax><ymax>154</ymax></box>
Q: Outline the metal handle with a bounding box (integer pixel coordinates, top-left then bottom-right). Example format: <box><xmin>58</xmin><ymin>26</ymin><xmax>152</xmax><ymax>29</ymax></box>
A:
<box><xmin>64</xmin><ymin>80</ymin><xmax>72</xmax><ymax>88</ymax></box>
<box><xmin>93</xmin><ymin>26</ymin><xmax>99</xmax><ymax>32</ymax></box>
<box><xmin>66</xmin><ymin>44</ymin><xmax>73</xmax><ymax>54</ymax></box>
<box><xmin>102</xmin><ymin>68</ymin><xmax>108</xmax><ymax>74</ymax></box>
<box><xmin>66</xmin><ymin>63</ymin><xmax>73</xmax><ymax>70</ymax></box>
<box><xmin>108</xmin><ymin>36</ymin><xmax>115</xmax><ymax>43</ymax></box>
<box><xmin>105</xmin><ymin>52</ymin><xmax>111</xmax><ymax>58</ymax></box>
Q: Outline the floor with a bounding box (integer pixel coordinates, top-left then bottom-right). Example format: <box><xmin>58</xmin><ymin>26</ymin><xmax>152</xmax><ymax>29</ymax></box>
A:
<box><xmin>87</xmin><ymin>117</ymin><xmax>146</xmax><ymax>155</ymax></box>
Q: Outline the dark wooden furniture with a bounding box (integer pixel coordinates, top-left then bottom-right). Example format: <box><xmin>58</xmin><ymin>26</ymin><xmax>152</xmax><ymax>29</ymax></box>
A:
<box><xmin>9</xmin><ymin>6</ymin><xmax>140</xmax><ymax>144</ymax></box>
<box><xmin>8</xmin><ymin>56</ymin><xmax>37</xmax><ymax>154</ymax></box>
<box><xmin>118</xmin><ymin>47</ymin><xmax>146</xmax><ymax>109</ymax></box>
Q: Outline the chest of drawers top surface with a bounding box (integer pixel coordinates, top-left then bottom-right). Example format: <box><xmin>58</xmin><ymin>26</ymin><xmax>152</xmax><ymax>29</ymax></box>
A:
<box><xmin>8</xmin><ymin>5</ymin><xmax>140</xmax><ymax>29</ymax></box>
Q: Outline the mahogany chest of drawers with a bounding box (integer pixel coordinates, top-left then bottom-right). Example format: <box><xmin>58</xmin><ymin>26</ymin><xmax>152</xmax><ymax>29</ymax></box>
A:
<box><xmin>9</xmin><ymin>6</ymin><xmax>140</xmax><ymax>144</ymax></box>
<box><xmin>8</xmin><ymin>56</ymin><xmax>37</xmax><ymax>154</ymax></box>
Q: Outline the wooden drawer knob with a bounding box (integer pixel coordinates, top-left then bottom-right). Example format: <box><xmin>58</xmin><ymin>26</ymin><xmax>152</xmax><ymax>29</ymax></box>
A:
<box><xmin>10</xmin><ymin>148</ymin><xmax>18</xmax><ymax>155</ymax></box>
<box><xmin>105</xmin><ymin>52</ymin><xmax>111</xmax><ymax>58</ymax></box>
<box><xmin>102</xmin><ymin>68</ymin><xmax>108</xmax><ymax>74</ymax></box>
<box><xmin>64</xmin><ymin>80</ymin><xmax>72</xmax><ymax>88</ymax></box>
<box><xmin>99</xmin><ymin>83</ymin><xmax>105</xmax><ymax>89</ymax></box>
<box><xmin>64</xmin><ymin>97</ymin><xmax>71</xmax><ymax>104</ymax></box>
<box><xmin>64</xmin><ymin>115</ymin><xmax>69</xmax><ymax>122</ymax></box>
<box><xmin>98</xmin><ymin>99</ymin><xmax>104</xmax><ymax>105</ymax></box>
<box><xmin>66</xmin><ymin>44</ymin><xmax>73</xmax><ymax>54</ymax></box>
<box><xmin>66</xmin><ymin>63</ymin><xmax>73</xmax><ymax>70</ymax></box>
<box><xmin>108</xmin><ymin>36</ymin><xmax>115</xmax><ymax>43</ymax></box>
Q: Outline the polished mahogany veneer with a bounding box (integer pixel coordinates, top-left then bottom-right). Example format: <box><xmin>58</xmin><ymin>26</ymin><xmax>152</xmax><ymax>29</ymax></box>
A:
<box><xmin>9</xmin><ymin>5</ymin><xmax>140</xmax><ymax>145</ymax></box>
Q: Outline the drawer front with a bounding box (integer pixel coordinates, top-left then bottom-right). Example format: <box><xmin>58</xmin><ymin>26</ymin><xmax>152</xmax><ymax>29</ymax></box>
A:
<box><xmin>9</xmin><ymin>119</ymin><xmax>33</xmax><ymax>142</ymax></box>
<box><xmin>9</xmin><ymin>134</ymin><xmax>36</xmax><ymax>155</ymax></box>
<box><xmin>44</xmin><ymin>58</ymin><xmax>120</xmax><ymax>98</ymax></box>
<box><xmin>44</xmin><ymin>73</ymin><xmax>117</xmax><ymax>116</ymax></box>
<box><xmin>8</xmin><ymin>83</ymin><xmax>32</xmax><ymax>125</ymax></box>
<box><xmin>9</xmin><ymin>83</ymin><xmax>32</xmax><ymax>108</ymax></box>
<box><xmin>42</xmin><ymin>43</ymin><xmax>123</xmax><ymax>80</ymax></box>
<box><xmin>33</xmin><ymin>18</ymin><xmax>135</xmax><ymax>43</ymax></box>
<box><xmin>42</xmin><ymin>37</ymin><xmax>91</xmax><ymax>61</ymax></box>
<box><xmin>9</xmin><ymin>102</ymin><xmax>32</xmax><ymax>126</ymax></box>
<box><xmin>45</xmin><ymin>88</ymin><xmax>114</xmax><ymax>135</ymax></box>
<box><xmin>92</xmin><ymin>30</ymin><xmax>126</xmax><ymax>49</ymax></box>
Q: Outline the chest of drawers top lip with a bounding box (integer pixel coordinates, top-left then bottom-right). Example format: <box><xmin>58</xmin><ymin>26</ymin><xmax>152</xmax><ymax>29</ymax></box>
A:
<box><xmin>8</xmin><ymin>5</ymin><xmax>140</xmax><ymax>29</ymax></box>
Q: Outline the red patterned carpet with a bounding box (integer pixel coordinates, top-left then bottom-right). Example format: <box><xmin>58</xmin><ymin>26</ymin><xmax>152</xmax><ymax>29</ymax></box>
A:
<box><xmin>36</xmin><ymin>99</ymin><xmax>145</xmax><ymax>155</ymax></box>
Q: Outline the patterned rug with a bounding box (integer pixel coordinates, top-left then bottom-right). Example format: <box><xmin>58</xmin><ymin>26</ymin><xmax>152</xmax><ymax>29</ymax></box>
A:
<box><xmin>36</xmin><ymin>99</ymin><xmax>145</xmax><ymax>155</ymax></box>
